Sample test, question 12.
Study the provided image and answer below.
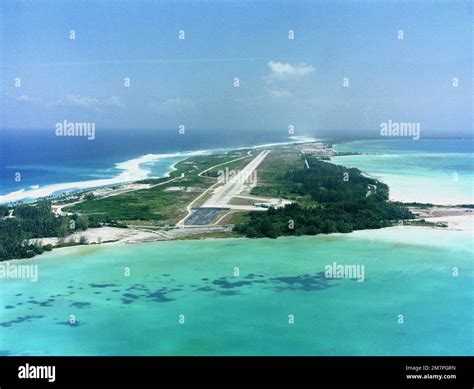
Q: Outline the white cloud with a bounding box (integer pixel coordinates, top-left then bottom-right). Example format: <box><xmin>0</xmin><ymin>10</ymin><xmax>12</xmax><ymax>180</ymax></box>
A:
<box><xmin>105</xmin><ymin>96</ymin><xmax>124</xmax><ymax>108</ymax></box>
<box><xmin>266</xmin><ymin>61</ymin><xmax>315</xmax><ymax>80</ymax></box>
<box><xmin>65</xmin><ymin>95</ymin><xmax>100</xmax><ymax>109</ymax></box>
<box><xmin>151</xmin><ymin>97</ymin><xmax>195</xmax><ymax>114</ymax></box>
<box><xmin>15</xmin><ymin>95</ymin><xmax>41</xmax><ymax>103</ymax></box>
<box><xmin>268</xmin><ymin>88</ymin><xmax>292</xmax><ymax>98</ymax></box>
<box><xmin>44</xmin><ymin>95</ymin><xmax>125</xmax><ymax>109</ymax></box>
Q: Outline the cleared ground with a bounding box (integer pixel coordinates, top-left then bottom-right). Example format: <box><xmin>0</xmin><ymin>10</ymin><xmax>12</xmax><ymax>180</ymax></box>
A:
<box><xmin>180</xmin><ymin>150</ymin><xmax>294</xmax><ymax>225</ymax></box>
<box><xmin>202</xmin><ymin>150</ymin><xmax>271</xmax><ymax>209</ymax></box>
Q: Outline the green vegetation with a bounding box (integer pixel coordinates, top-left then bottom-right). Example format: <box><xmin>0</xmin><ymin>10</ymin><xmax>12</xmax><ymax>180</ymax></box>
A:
<box><xmin>66</xmin><ymin>151</ymin><xmax>252</xmax><ymax>226</ymax></box>
<box><xmin>176</xmin><ymin>231</ymin><xmax>239</xmax><ymax>240</ymax></box>
<box><xmin>201</xmin><ymin>154</ymin><xmax>252</xmax><ymax>178</ymax></box>
<box><xmin>0</xmin><ymin>150</ymin><xmax>253</xmax><ymax>260</ymax></box>
<box><xmin>234</xmin><ymin>155</ymin><xmax>414</xmax><ymax>238</ymax></box>
<box><xmin>0</xmin><ymin>146</ymin><xmax>419</xmax><ymax>259</ymax></box>
<box><xmin>251</xmin><ymin>148</ymin><xmax>308</xmax><ymax>201</ymax></box>
<box><xmin>0</xmin><ymin>201</ymin><xmax>92</xmax><ymax>261</ymax></box>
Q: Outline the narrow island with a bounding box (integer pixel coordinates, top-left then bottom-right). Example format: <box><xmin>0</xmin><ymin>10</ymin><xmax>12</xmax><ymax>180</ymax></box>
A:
<box><xmin>0</xmin><ymin>142</ymin><xmax>460</xmax><ymax>261</ymax></box>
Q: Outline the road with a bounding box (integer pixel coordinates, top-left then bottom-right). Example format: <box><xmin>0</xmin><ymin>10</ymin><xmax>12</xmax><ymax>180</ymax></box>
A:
<box><xmin>202</xmin><ymin>150</ymin><xmax>270</xmax><ymax>208</ymax></box>
<box><xmin>175</xmin><ymin>152</ymin><xmax>254</xmax><ymax>226</ymax></box>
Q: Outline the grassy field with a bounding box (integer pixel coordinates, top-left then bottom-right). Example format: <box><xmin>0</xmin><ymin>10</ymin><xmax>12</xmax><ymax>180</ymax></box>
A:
<box><xmin>66</xmin><ymin>150</ymin><xmax>253</xmax><ymax>227</ymax></box>
<box><xmin>250</xmin><ymin>147</ymin><xmax>314</xmax><ymax>205</ymax></box>
<box><xmin>221</xmin><ymin>211</ymin><xmax>251</xmax><ymax>225</ymax></box>
<box><xmin>65</xmin><ymin>146</ymin><xmax>321</xmax><ymax>229</ymax></box>
<box><xmin>201</xmin><ymin>153</ymin><xmax>252</xmax><ymax>177</ymax></box>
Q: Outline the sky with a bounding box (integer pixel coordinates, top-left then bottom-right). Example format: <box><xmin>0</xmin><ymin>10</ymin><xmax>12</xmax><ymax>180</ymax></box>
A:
<box><xmin>0</xmin><ymin>0</ymin><xmax>472</xmax><ymax>137</ymax></box>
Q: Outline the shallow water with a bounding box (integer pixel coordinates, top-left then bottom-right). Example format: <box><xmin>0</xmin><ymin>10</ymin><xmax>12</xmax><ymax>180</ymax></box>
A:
<box><xmin>1</xmin><ymin>226</ymin><xmax>472</xmax><ymax>356</ymax></box>
<box><xmin>332</xmin><ymin>139</ymin><xmax>474</xmax><ymax>204</ymax></box>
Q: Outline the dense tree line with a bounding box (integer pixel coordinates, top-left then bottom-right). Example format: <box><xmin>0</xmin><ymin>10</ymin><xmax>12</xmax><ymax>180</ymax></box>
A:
<box><xmin>281</xmin><ymin>159</ymin><xmax>389</xmax><ymax>203</ymax></box>
<box><xmin>234</xmin><ymin>158</ymin><xmax>413</xmax><ymax>238</ymax></box>
<box><xmin>0</xmin><ymin>200</ymin><xmax>124</xmax><ymax>261</ymax></box>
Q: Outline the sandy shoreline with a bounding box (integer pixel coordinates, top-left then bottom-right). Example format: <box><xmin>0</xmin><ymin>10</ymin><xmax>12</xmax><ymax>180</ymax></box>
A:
<box><xmin>423</xmin><ymin>214</ymin><xmax>473</xmax><ymax>232</ymax></box>
<box><xmin>7</xmin><ymin>141</ymin><xmax>472</xmax><ymax>262</ymax></box>
<box><xmin>409</xmin><ymin>206</ymin><xmax>473</xmax><ymax>229</ymax></box>
<box><xmin>20</xmin><ymin>206</ymin><xmax>472</xmax><ymax>263</ymax></box>
<box><xmin>28</xmin><ymin>224</ymin><xmax>234</xmax><ymax>251</ymax></box>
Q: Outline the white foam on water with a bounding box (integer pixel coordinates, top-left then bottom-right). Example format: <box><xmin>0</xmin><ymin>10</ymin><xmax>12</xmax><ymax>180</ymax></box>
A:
<box><xmin>0</xmin><ymin>136</ymin><xmax>316</xmax><ymax>204</ymax></box>
<box><xmin>0</xmin><ymin>151</ymin><xmax>204</xmax><ymax>204</ymax></box>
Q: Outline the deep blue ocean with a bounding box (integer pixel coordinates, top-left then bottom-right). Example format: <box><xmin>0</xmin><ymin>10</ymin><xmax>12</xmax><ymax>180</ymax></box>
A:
<box><xmin>1</xmin><ymin>129</ymin><xmax>472</xmax><ymax>204</ymax></box>
<box><xmin>0</xmin><ymin>128</ymin><xmax>302</xmax><ymax>201</ymax></box>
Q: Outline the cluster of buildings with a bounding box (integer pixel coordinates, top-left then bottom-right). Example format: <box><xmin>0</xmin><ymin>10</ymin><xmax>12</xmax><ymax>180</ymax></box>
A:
<box><xmin>294</xmin><ymin>142</ymin><xmax>335</xmax><ymax>157</ymax></box>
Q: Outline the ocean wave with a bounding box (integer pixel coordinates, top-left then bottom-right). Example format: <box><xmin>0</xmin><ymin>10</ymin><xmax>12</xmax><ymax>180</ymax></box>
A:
<box><xmin>0</xmin><ymin>151</ymin><xmax>205</xmax><ymax>204</ymax></box>
<box><xmin>0</xmin><ymin>137</ymin><xmax>315</xmax><ymax>204</ymax></box>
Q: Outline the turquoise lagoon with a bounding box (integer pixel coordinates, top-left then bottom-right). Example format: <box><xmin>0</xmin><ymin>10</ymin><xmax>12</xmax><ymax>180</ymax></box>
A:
<box><xmin>1</xmin><ymin>226</ymin><xmax>472</xmax><ymax>356</ymax></box>
<box><xmin>332</xmin><ymin>139</ymin><xmax>474</xmax><ymax>204</ymax></box>
<box><xmin>1</xmin><ymin>138</ymin><xmax>473</xmax><ymax>356</ymax></box>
